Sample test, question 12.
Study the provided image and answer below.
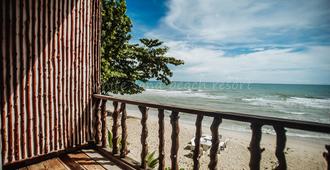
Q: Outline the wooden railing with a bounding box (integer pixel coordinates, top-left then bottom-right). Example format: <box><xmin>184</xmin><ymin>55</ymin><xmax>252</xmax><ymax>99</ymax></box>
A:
<box><xmin>93</xmin><ymin>94</ymin><xmax>330</xmax><ymax>170</ymax></box>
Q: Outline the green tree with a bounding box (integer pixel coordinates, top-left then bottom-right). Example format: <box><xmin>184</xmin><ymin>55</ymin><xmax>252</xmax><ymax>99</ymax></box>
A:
<box><xmin>101</xmin><ymin>0</ymin><xmax>184</xmax><ymax>94</ymax></box>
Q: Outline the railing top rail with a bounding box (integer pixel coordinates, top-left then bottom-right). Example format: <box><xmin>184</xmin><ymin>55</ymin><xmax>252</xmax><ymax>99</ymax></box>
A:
<box><xmin>93</xmin><ymin>94</ymin><xmax>330</xmax><ymax>134</ymax></box>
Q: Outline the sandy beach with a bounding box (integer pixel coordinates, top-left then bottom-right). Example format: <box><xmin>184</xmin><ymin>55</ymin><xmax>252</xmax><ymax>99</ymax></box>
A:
<box><xmin>105</xmin><ymin>112</ymin><xmax>329</xmax><ymax>170</ymax></box>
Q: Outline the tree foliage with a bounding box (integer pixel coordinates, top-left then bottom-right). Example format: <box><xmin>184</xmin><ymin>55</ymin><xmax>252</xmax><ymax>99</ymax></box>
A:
<box><xmin>101</xmin><ymin>0</ymin><xmax>184</xmax><ymax>94</ymax></box>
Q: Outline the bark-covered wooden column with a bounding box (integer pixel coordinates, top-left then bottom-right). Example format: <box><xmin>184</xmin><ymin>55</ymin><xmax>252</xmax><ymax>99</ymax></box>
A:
<box><xmin>139</xmin><ymin>106</ymin><xmax>149</xmax><ymax>169</ymax></box>
<box><xmin>248</xmin><ymin>122</ymin><xmax>264</xmax><ymax>170</ymax></box>
<box><xmin>274</xmin><ymin>126</ymin><xmax>287</xmax><ymax>170</ymax></box>
<box><xmin>324</xmin><ymin>145</ymin><xmax>330</xmax><ymax>170</ymax></box>
<box><xmin>208</xmin><ymin>116</ymin><xmax>222</xmax><ymax>170</ymax></box>
<box><xmin>170</xmin><ymin>111</ymin><xmax>180</xmax><ymax>170</ymax></box>
<box><xmin>193</xmin><ymin>114</ymin><xmax>203</xmax><ymax>170</ymax></box>
<box><xmin>112</xmin><ymin>101</ymin><xmax>120</xmax><ymax>155</ymax></box>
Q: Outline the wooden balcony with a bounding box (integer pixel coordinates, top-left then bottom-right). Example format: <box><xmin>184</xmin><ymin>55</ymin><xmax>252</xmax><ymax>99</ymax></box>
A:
<box><xmin>91</xmin><ymin>94</ymin><xmax>330</xmax><ymax>170</ymax></box>
<box><xmin>1</xmin><ymin>0</ymin><xmax>330</xmax><ymax>169</ymax></box>
<box><xmin>2</xmin><ymin>94</ymin><xmax>330</xmax><ymax>169</ymax></box>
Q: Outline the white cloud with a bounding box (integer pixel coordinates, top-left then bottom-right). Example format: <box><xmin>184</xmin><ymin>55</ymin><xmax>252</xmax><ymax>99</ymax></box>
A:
<box><xmin>167</xmin><ymin>42</ymin><xmax>330</xmax><ymax>84</ymax></box>
<box><xmin>143</xmin><ymin>0</ymin><xmax>330</xmax><ymax>84</ymax></box>
<box><xmin>148</xmin><ymin>0</ymin><xmax>330</xmax><ymax>43</ymax></box>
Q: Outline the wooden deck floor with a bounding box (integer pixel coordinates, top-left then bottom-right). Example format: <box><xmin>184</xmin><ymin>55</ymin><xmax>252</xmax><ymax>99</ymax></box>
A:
<box><xmin>17</xmin><ymin>149</ymin><xmax>122</xmax><ymax>170</ymax></box>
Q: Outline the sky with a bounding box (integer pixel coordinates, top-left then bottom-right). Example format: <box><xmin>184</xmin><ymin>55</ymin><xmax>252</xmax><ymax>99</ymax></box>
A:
<box><xmin>126</xmin><ymin>0</ymin><xmax>330</xmax><ymax>84</ymax></box>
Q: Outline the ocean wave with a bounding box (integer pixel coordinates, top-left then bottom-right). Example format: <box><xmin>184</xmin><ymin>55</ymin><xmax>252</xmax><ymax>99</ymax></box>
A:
<box><xmin>287</xmin><ymin>97</ymin><xmax>330</xmax><ymax>109</ymax></box>
<box><xmin>145</xmin><ymin>88</ymin><xmax>227</xmax><ymax>100</ymax></box>
<box><xmin>242</xmin><ymin>97</ymin><xmax>330</xmax><ymax>109</ymax></box>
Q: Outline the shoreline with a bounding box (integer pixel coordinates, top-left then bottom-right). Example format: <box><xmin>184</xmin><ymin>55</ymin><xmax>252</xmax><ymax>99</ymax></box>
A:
<box><xmin>106</xmin><ymin>112</ymin><xmax>329</xmax><ymax>169</ymax></box>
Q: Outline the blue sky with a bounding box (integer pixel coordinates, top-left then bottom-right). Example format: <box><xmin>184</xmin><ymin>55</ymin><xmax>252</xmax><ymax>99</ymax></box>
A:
<box><xmin>126</xmin><ymin>0</ymin><xmax>330</xmax><ymax>84</ymax></box>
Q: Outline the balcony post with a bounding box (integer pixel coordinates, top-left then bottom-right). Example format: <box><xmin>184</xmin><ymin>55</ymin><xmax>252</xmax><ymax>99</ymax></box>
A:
<box><xmin>93</xmin><ymin>99</ymin><xmax>101</xmax><ymax>145</ymax></box>
<box><xmin>170</xmin><ymin>111</ymin><xmax>179</xmax><ymax>170</ymax></box>
<box><xmin>193</xmin><ymin>114</ymin><xmax>203</xmax><ymax>170</ymax></box>
<box><xmin>120</xmin><ymin>103</ymin><xmax>128</xmax><ymax>158</ymax></box>
<box><xmin>112</xmin><ymin>101</ymin><xmax>120</xmax><ymax>155</ymax></box>
<box><xmin>139</xmin><ymin>106</ymin><xmax>148</xmax><ymax>169</ymax></box>
<box><xmin>248</xmin><ymin>122</ymin><xmax>264</xmax><ymax>170</ymax></box>
<box><xmin>274</xmin><ymin>126</ymin><xmax>287</xmax><ymax>170</ymax></box>
<box><xmin>158</xmin><ymin>109</ymin><xmax>165</xmax><ymax>170</ymax></box>
<box><xmin>101</xmin><ymin>100</ymin><xmax>107</xmax><ymax>147</ymax></box>
<box><xmin>208</xmin><ymin>116</ymin><xmax>222</xmax><ymax>170</ymax></box>
<box><xmin>324</xmin><ymin>145</ymin><xmax>330</xmax><ymax>170</ymax></box>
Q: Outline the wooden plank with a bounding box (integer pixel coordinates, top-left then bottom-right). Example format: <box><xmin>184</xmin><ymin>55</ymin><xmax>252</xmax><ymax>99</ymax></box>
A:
<box><xmin>96</xmin><ymin>147</ymin><xmax>137</xmax><ymax>170</ymax></box>
<box><xmin>59</xmin><ymin>154</ymin><xmax>84</xmax><ymax>170</ymax></box>
<box><xmin>26</xmin><ymin>161</ymin><xmax>46</xmax><ymax>170</ymax></box>
<box><xmin>3</xmin><ymin>144</ymin><xmax>90</xmax><ymax>170</ymax></box>
<box><xmin>83</xmin><ymin>149</ymin><xmax>122</xmax><ymax>170</ymax></box>
<box><xmin>66</xmin><ymin>151</ymin><xmax>105</xmax><ymax>170</ymax></box>
<box><xmin>44</xmin><ymin>158</ymin><xmax>67</xmax><ymax>170</ymax></box>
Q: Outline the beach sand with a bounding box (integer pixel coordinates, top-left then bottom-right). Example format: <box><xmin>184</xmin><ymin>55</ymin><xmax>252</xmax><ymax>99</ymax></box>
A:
<box><xmin>106</xmin><ymin>114</ymin><xmax>329</xmax><ymax>170</ymax></box>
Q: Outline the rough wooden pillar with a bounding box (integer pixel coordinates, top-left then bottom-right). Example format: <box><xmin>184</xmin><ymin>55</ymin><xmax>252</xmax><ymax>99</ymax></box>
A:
<box><xmin>158</xmin><ymin>109</ymin><xmax>165</xmax><ymax>170</ymax></box>
<box><xmin>208</xmin><ymin>116</ymin><xmax>221</xmax><ymax>170</ymax></box>
<box><xmin>274</xmin><ymin>126</ymin><xmax>287</xmax><ymax>170</ymax></box>
<box><xmin>139</xmin><ymin>106</ymin><xmax>148</xmax><ymax>169</ymax></box>
<box><xmin>112</xmin><ymin>101</ymin><xmax>120</xmax><ymax>155</ymax></box>
<box><xmin>101</xmin><ymin>100</ymin><xmax>107</xmax><ymax>147</ymax></box>
<box><xmin>170</xmin><ymin>111</ymin><xmax>179</xmax><ymax>170</ymax></box>
<box><xmin>120</xmin><ymin>103</ymin><xmax>128</xmax><ymax>158</ymax></box>
<box><xmin>193</xmin><ymin>114</ymin><xmax>203</xmax><ymax>170</ymax></box>
<box><xmin>248</xmin><ymin>123</ymin><xmax>264</xmax><ymax>170</ymax></box>
<box><xmin>324</xmin><ymin>145</ymin><xmax>330</xmax><ymax>170</ymax></box>
<box><xmin>93</xmin><ymin>99</ymin><xmax>101</xmax><ymax>145</ymax></box>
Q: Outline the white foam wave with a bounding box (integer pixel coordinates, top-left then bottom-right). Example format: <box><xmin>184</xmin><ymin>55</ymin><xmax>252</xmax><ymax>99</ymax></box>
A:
<box><xmin>145</xmin><ymin>89</ymin><xmax>227</xmax><ymax>100</ymax></box>
<box><xmin>287</xmin><ymin>97</ymin><xmax>330</xmax><ymax>109</ymax></box>
<box><xmin>242</xmin><ymin>97</ymin><xmax>330</xmax><ymax>109</ymax></box>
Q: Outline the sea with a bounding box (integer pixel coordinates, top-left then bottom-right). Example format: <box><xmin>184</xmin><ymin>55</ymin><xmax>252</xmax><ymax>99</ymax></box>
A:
<box><xmin>110</xmin><ymin>81</ymin><xmax>330</xmax><ymax>139</ymax></box>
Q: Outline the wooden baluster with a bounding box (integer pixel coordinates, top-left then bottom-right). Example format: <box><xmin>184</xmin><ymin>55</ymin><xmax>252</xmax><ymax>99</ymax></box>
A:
<box><xmin>193</xmin><ymin>114</ymin><xmax>203</xmax><ymax>170</ymax></box>
<box><xmin>274</xmin><ymin>126</ymin><xmax>287</xmax><ymax>170</ymax></box>
<box><xmin>208</xmin><ymin>116</ymin><xmax>221</xmax><ymax>170</ymax></box>
<box><xmin>93</xmin><ymin>99</ymin><xmax>101</xmax><ymax>145</ymax></box>
<box><xmin>323</xmin><ymin>145</ymin><xmax>330</xmax><ymax>170</ymax></box>
<box><xmin>139</xmin><ymin>106</ymin><xmax>149</xmax><ymax>169</ymax></box>
<box><xmin>100</xmin><ymin>100</ymin><xmax>107</xmax><ymax>147</ymax></box>
<box><xmin>248</xmin><ymin>123</ymin><xmax>264</xmax><ymax>170</ymax></box>
<box><xmin>170</xmin><ymin>111</ymin><xmax>179</xmax><ymax>170</ymax></box>
<box><xmin>112</xmin><ymin>101</ymin><xmax>120</xmax><ymax>155</ymax></box>
<box><xmin>120</xmin><ymin>103</ymin><xmax>128</xmax><ymax>158</ymax></box>
<box><xmin>158</xmin><ymin>109</ymin><xmax>165</xmax><ymax>170</ymax></box>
